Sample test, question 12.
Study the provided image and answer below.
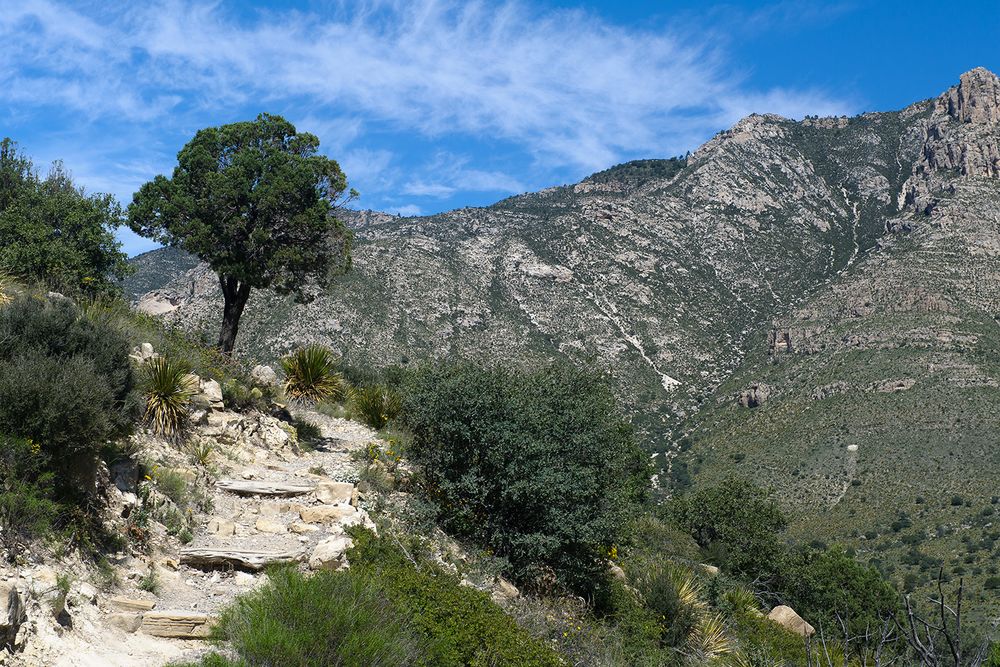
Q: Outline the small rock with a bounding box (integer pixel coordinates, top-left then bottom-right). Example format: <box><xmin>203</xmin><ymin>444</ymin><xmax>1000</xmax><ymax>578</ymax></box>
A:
<box><xmin>493</xmin><ymin>578</ymin><xmax>520</xmax><ymax>600</ymax></box>
<box><xmin>108</xmin><ymin>597</ymin><xmax>155</xmax><ymax>612</ymax></box>
<box><xmin>737</xmin><ymin>382</ymin><xmax>772</xmax><ymax>408</ymax></box>
<box><xmin>299</xmin><ymin>504</ymin><xmax>360</xmax><ymax>525</ymax></box>
<box><xmin>255</xmin><ymin>518</ymin><xmax>287</xmax><ymax>534</ymax></box>
<box><xmin>289</xmin><ymin>521</ymin><xmax>321</xmax><ymax>534</ymax></box>
<box><xmin>847</xmin><ymin>444</ymin><xmax>859</xmax><ymax>452</ymax></box>
<box><xmin>0</xmin><ymin>582</ymin><xmax>25</xmax><ymax>647</ymax></box>
<box><xmin>315</xmin><ymin>481</ymin><xmax>354</xmax><ymax>505</ymax></box>
<box><xmin>206</xmin><ymin>518</ymin><xmax>236</xmax><ymax>537</ymax></box>
<box><xmin>309</xmin><ymin>535</ymin><xmax>353</xmax><ymax>570</ymax></box>
<box><xmin>251</xmin><ymin>365</ymin><xmax>279</xmax><ymax>387</ymax></box>
<box><xmin>107</xmin><ymin>612</ymin><xmax>143</xmax><ymax>633</ymax></box>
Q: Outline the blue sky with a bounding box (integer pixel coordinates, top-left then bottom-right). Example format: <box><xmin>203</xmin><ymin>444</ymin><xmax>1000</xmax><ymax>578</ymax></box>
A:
<box><xmin>2</xmin><ymin>1</ymin><xmax>999</xmax><ymax>256</ymax></box>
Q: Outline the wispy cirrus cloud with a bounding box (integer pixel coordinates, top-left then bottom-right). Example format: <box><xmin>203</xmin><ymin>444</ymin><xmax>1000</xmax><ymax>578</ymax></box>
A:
<box><xmin>0</xmin><ymin>0</ymin><xmax>854</xmax><ymax>253</ymax></box>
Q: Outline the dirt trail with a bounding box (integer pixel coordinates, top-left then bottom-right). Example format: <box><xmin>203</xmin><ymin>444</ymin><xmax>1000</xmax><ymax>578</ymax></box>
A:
<box><xmin>8</xmin><ymin>408</ymin><xmax>380</xmax><ymax>667</ymax></box>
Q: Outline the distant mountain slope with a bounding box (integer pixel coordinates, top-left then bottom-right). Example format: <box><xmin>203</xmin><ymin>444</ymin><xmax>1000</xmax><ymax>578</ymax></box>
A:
<box><xmin>678</xmin><ymin>68</ymin><xmax>1000</xmax><ymax>615</ymax></box>
<box><xmin>127</xmin><ymin>68</ymin><xmax>1000</xmax><ymax>604</ymax></box>
<box><xmin>126</xmin><ymin>98</ymin><xmax>930</xmax><ymax>444</ymax></box>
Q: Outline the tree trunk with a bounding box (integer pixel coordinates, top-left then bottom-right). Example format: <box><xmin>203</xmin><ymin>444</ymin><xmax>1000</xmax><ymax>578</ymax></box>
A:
<box><xmin>218</xmin><ymin>276</ymin><xmax>252</xmax><ymax>355</ymax></box>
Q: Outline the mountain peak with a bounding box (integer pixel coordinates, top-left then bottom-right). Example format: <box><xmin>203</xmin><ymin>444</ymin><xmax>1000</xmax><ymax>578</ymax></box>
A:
<box><xmin>944</xmin><ymin>67</ymin><xmax>1000</xmax><ymax>124</ymax></box>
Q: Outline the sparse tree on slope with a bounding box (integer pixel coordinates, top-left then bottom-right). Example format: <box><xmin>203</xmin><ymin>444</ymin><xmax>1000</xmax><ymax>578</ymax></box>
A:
<box><xmin>128</xmin><ymin>114</ymin><xmax>353</xmax><ymax>354</ymax></box>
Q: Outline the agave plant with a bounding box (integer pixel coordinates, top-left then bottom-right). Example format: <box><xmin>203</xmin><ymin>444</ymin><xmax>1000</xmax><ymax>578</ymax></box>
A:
<box><xmin>350</xmin><ymin>384</ymin><xmax>402</xmax><ymax>430</ymax></box>
<box><xmin>280</xmin><ymin>344</ymin><xmax>346</xmax><ymax>403</ymax></box>
<box><xmin>142</xmin><ymin>357</ymin><xmax>196</xmax><ymax>436</ymax></box>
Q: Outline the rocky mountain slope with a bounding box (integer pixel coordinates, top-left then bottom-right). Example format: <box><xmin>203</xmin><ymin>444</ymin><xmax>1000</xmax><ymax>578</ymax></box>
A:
<box><xmin>127</xmin><ymin>75</ymin><xmax>929</xmax><ymax>446</ymax></box>
<box><xmin>679</xmin><ymin>67</ymin><xmax>1000</xmax><ymax>614</ymax></box>
<box><xmin>129</xmin><ymin>69</ymin><xmax>1000</xmax><ymax>605</ymax></box>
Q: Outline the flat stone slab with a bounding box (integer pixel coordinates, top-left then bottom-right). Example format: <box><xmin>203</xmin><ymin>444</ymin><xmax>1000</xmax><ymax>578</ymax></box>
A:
<box><xmin>108</xmin><ymin>596</ymin><xmax>156</xmax><ymax>612</ymax></box>
<box><xmin>141</xmin><ymin>611</ymin><xmax>216</xmax><ymax>638</ymax></box>
<box><xmin>216</xmin><ymin>479</ymin><xmax>315</xmax><ymax>497</ymax></box>
<box><xmin>180</xmin><ymin>547</ymin><xmax>302</xmax><ymax>571</ymax></box>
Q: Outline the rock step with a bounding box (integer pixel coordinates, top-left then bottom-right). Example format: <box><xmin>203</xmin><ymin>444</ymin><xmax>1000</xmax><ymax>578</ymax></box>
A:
<box><xmin>180</xmin><ymin>547</ymin><xmax>303</xmax><ymax>571</ymax></box>
<box><xmin>108</xmin><ymin>596</ymin><xmax>156</xmax><ymax>612</ymax></box>
<box><xmin>216</xmin><ymin>479</ymin><xmax>315</xmax><ymax>497</ymax></box>
<box><xmin>141</xmin><ymin>610</ymin><xmax>216</xmax><ymax>639</ymax></box>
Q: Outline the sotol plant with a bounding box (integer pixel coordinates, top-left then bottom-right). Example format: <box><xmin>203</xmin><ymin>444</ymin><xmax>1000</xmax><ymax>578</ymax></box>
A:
<box><xmin>142</xmin><ymin>357</ymin><xmax>196</xmax><ymax>436</ymax></box>
<box><xmin>281</xmin><ymin>344</ymin><xmax>346</xmax><ymax>403</ymax></box>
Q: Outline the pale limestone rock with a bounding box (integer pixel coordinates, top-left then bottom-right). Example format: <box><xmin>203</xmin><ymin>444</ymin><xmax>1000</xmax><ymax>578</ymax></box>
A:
<box><xmin>255</xmin><ymin>518</ymin><xmax>287</xmax><ymax>534</ymax></box>
<box><xmin>251</xmin><ymin>364</ymin><xmax>279</xmax><ymax>386</ymax></box>
<box><xmin>206</xmin><ymin>517</ymin><xmax>236</xmax><ymax>536</ymax></box>
<box><xmin>106</xmin><ymin>612</ymin><xmax>143</xmax><ymax>633</ymax></box>
<box><xmin>141</xmin><ymin>611</ymin><xmax>216</xmax><ymax>638</ymax></box>
<box><xmin>768</xmin><ymin>605</ymin><xmax>815</xmax><ymax>637</ymax></box>
<box><xmin>315</xmin><ymin>481</ymin><xmax>354</xmax><ymax>505</ymax></box>
<box><xmin>299</xmin><ymin>504</ymin><xmax>359</xmax><ymax>525</ymax></box>
<box><xmin>108</xmin><ymin>597</ymin><xmax>155</xmax><ymax>612</ymax></box>
<box><xmin>289</xmin><ymin>521</ymin><xmax>321</xmax><ymax>534</ymax></box>
<box><xmin>309</xmin><ymin>535</ymin><xmax>353</xmax><ymax>570</ymax></box>
<box><xmin>0</xmin><ymin>582</ymin><xmax>25</xmax><ymax>646</ymax></box>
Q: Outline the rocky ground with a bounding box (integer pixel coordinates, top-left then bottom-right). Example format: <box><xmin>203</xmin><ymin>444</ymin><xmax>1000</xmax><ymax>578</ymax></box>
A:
<box><xmin>1</xmin><ymin>372</ymin><xmax>385</xmax><ymax>666</ymax></box>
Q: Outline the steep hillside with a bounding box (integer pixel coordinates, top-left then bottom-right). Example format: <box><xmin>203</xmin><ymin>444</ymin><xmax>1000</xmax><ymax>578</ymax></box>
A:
<box><xmin>127</xmin><ymin>89</ymin><xmax>932</xmax><ymax>447</ymax></box>
<box><xmin>680</xmin><ymin>68</ymin><xmax>1000</xmax><ymax>613</ymax></box>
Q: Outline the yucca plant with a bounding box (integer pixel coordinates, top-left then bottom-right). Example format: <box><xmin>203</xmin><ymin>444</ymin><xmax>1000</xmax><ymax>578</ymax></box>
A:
<box><xmin>280</xmin><ymin>344</ymin><xmax>346</xmax><ymax>403</ymax></box>
<box><xmin>350</xmin><ymin>384</ymin><xmax>402</xmax><ymax>430</ymax></box>
<box><xmin>142</xmin><ymin>357</ymin><xmax>196</xmax><ymax>436</ymax></box>
<box><xmin>694</xmin><ymin>613</ymin><xmax>734</xmax><ymax>660</ymax></box>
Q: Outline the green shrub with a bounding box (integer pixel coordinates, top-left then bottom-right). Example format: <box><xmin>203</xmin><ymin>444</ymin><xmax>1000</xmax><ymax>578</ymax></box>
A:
<box><xmin>141</xmin><ymin>357</ymin><xmax>195</xmax><ymax>436</ymax></box>
<box><xmin>777</xmin><ymin>546</ymin><xmax>898</xmax><ymax>643</ymax></box>
<box><xmin>221</xmin><ymin>378</ymin><xmax>267</xmax><ymax>412</ymax></box>
<box><xmin>348</xmin><ymin>528</ymin><xmax>562</xmax><ymax>667</ymax></box>
<box><xmin>0</xmin><ymin>296</ymin><xmax>135</xmax><ymax>500</ymax></box>
<box><xmin>350</xmin><ymin>384</ymin><xmax>401</xmax><ymax>430</ymax></box>
<box><xmin>401</xmin><ymin>362</ymin><xmax>649</xmax><ymax>594</ymax></box>
<box><xmin>211</xmin><ymin>565</ymin><xmax>427</xmax><ymax>667</ymax></box>
<box><xmin>0</xmin><ymin>435</ymin><xmax>59</xmax><ymax>559</ymax></box>
<box><xmin>280</xmin><ymin>344</ymin><xmax>345</xmax><ymax>403</ymax></box>
<box><xmin>668</xmin><ymin>479</ymin><xmax>787</xmax><ymax>580</ymax></box>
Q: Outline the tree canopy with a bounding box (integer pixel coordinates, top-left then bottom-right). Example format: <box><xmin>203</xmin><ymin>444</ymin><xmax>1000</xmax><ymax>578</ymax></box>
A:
<box><xmin>400</xmin><ymin>361</ymin><xmax>650</xmax><ymax>594</ymax></box>
<box><xmin>0</xmin><ymin>138</ymin><xmax>129</xmax><ymax>295</ymax></box>
<box><xmin>127</xmin><ymin>113</ymin><xmax>353</xmax><ymax>352</ymax></box>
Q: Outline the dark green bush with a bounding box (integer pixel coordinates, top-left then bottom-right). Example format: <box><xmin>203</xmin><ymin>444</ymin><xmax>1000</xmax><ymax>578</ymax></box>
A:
<box><xmin>0</xmin><ymin>296</ymin><xmax>135</xmax><ymax>500</ymax></box>
<box><xmin>348</xmin><ymin>528</ymin><xmax>562</xmax><ymax>667</ymax></box>
<box><xmin>777</xmin><ymin>546</ymin><xmax>898</xmax><ymax>642</ymax></box>
<box><xmin>668</xmin><ymin>479</ymin><xmax>787</xmax><ymax>580</ymax></box>
<box><xmin>401</xmin><ymin>362</ymin><xmax>649</xmax><ymax>593</ymax></box>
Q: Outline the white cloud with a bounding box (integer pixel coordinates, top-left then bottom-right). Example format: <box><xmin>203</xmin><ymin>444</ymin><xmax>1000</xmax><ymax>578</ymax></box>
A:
<box><xmin>0</xmin><ymin>0</ymin><xmax>854</xmax><ymax>175</ymax></box>
<box><xmin>402</xmin><ymin>152</ymin><xmax>526</xmax><ymax>198</ymax></box>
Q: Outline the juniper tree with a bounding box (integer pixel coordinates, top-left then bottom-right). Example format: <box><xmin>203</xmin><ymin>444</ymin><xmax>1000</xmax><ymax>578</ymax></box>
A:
<box><xmin>128</xmin><ymin>114</ymin><xmax>353</xmax><ymax>353</ymax></box>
